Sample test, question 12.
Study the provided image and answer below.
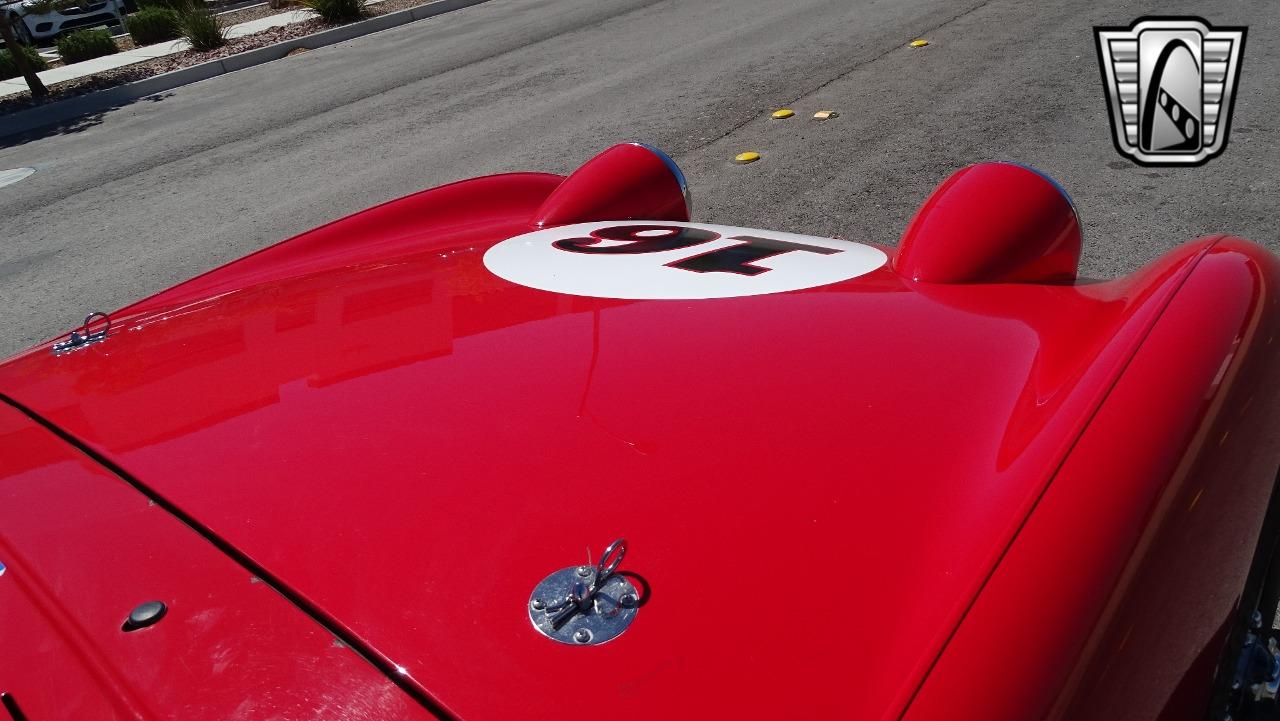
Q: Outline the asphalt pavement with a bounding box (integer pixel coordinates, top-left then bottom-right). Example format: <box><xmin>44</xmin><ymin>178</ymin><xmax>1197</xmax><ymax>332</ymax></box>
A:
<box><xmin>0</xmin><ymin>0</ymin><xmax>1277</xmax><ymax>357</ymax></box>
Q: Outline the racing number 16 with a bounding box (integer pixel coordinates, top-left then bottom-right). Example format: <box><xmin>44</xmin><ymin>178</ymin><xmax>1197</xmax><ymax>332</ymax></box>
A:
<box><xmin>551</xmin><ymin>224</ymin><xmax>842</xmax><ymax>276</ymax></box>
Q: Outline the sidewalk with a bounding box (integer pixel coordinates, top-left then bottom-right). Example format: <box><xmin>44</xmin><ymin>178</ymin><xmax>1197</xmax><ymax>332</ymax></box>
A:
<box><xmin>0</xmin><ymin>6</ymin><xmax>329</xmax><ymax>99</ymax></box>
<box><xmin>0</xmin><ymin>0</ymin><xmax>486</xmax><ymax>138</ymax></box>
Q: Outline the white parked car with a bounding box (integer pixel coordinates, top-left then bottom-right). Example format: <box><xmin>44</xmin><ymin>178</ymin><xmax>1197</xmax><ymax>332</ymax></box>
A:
<box><xmin>3</xmin><ymin>0</ymin><xmax>128</xmax><ymax>45</ymax></box>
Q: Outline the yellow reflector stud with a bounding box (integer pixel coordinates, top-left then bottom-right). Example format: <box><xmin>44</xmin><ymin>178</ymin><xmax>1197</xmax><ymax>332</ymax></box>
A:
<box><xmin>910</xmin><ymin>39</ymin><xmax>929</xmax><ymax>47</ymax></box>
<box><xmin>734</xmin><ymin>152</ymin><xmax>761</xmax><ymax>164</ymax></box>
<box><xmin>771</xmin><ymin>109</ymin><xmax>795</xmax><ymax>119</ymax></box>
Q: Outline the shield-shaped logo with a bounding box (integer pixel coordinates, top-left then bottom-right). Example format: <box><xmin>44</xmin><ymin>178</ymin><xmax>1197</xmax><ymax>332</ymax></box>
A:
<box><xmin>1095</xmin><ymin>17</ymin><xmax>1246</xmax><ymax>166</ymax></box>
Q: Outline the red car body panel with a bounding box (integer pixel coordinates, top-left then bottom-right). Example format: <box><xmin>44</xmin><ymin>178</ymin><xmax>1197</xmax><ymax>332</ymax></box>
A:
<box><xmin>895</xmin><ymin>162</ymin><xmax>1082</xmax><ymax>284</ymax></box>
<box><xmin>902</xmin><ymin>239</ymin><xmax>1280</xmax><ymax>721</ymax></box>
<box><xmin>0</xmin><ymin>403</ymin><xmax>437</xmax><ymax>721</ymax></box>
<box><xmin>1</xmin><ymin>150</ymin><xmax>1277</xmax><ymax>721</ymax></box>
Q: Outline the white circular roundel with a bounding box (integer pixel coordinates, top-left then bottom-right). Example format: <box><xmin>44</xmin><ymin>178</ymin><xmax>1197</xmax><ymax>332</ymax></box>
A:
<box><xmin>483</xmin><ymin>221</ymin><xmax>887</xmax><ymax>299</ymax></box>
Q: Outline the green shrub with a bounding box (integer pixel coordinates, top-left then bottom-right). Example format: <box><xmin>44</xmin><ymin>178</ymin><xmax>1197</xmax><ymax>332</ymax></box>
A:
<box><xmin>301</xmin><ymin>0</ymin><xmax>365</xmax><ymax>23</ymax></box>
<box><xmin>126</xmin><ymin>6</ymin><xmax>182</xmax><ymax>45</ymax></box>
<box><xmin>179</xmin><ymin>9</ymin><xmax>224</xmax><ymax>51</ymax></box>
<box><xmin>0</xmin><ymin>44</ymin><xmax>48</xmax><ymax>81</ymax></box>
<box><xmin>55</xmin><ymin>28</ymin><xmax>118</xmax><ymax>64</ymax></box>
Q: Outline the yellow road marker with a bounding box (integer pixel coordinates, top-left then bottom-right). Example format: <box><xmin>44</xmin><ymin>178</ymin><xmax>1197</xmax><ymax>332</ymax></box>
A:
<box><xmin>910</xmin><ymin>39</ymin><xmax>929</xmax><ymax>47</ymax></box>
<box><xmin>771</xmin><ymin>108</ymin><xmax>795</xmax><ymax>119</ymax></box>
<box><xmin>813</xmin><ymin>110</ymin><xmax>838</xmax><ymax>120</ymax></box>
<box><xmin>734</xmin><ymin>152</ymin><xmax>761</xmax><ymax>164</ymax></box>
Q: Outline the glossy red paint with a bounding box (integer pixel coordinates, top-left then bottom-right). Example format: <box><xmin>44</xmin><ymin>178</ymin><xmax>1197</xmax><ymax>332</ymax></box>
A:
<box><xmin>894</xmin><ymin>162</ymin><xmax>1083</xmax><ymax>284</ymax></box>
<box><xmin>117</xmin><ymin>172</ymin><xmax>565</xmax><ymax>313</ymax></box>
<box><xmin>1</xmin><ymin>149</ymin><xmax>1276</xmax><ymax>721</ymax></box>
<box><xmin>900</xmin><ymin>238</ymin><xmax>1280</xmax><ymax>721</ymax></box>
<box><xmin>0</xmin><ymin>403</ymin><xmax>436</xmax><ymax>721</ymax></box>
<box><xmin>531</xmin><ymin>142</ymin><xmax>690</xmax><ymax>226</ymax></box>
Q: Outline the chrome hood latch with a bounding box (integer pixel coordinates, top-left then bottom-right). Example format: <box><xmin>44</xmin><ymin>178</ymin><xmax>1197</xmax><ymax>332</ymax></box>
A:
<box><xmin>528</xmin><ymin>538</ymin><xmax>640</xmax><ymax>645</ymax></box>
<box><xmin>52</xmin><ymin>312</ymin><xmax>110</xmax><ymax>354</ymax></box>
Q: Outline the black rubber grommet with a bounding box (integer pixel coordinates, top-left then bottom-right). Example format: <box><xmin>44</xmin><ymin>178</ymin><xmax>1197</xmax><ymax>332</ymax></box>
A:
<box><xmin>122</xmin><ymin>600</ymin><xmax>167</xmax><ymax>631</ymax></box>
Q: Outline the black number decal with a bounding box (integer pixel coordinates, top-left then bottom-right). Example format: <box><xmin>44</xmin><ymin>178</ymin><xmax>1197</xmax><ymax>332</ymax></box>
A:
<box><xmin>552</xmin><ymin>224</ymin><xmax>844</xmax><ymax>276</ymax></box>
<box><xmin>553</xmin><ymin>225</ymin><xmax>719</xmax><ymax>254</ymax></box>
<box><xmin>666</xmin><ymin>235</ymin><xmax>842</xmax><ymax>276</ymax></box>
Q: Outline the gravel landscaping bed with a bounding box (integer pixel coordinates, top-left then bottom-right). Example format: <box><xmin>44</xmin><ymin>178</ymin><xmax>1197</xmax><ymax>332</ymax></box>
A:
<box><xmin>365</xmin><ymin>0</ymin><xmax>436</xmax><ymax>15</ymax></box>
<box><xmin>184</xmin><ymin>0</ymin><xmax>422</xmax><ymax>30</ymax></box>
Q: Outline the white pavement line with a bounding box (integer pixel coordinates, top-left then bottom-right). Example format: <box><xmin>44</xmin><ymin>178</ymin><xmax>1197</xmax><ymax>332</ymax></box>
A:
<box><xmin>0</xmin><ymin>167</ymin><xmax>36</xmax><ymax>188</ymax></box>
<box><xmin>0</xmin><ymin>0</ymin><xmax>490</xmax><ymax>139</ymax></box>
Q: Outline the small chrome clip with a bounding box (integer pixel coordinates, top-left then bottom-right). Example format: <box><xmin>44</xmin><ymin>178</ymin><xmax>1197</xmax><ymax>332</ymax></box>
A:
<box><xmin>528</xmin><ymin>537</ymin><xmax>639</xmax><ymax>645</ymax></box>
<box><xmin>546</xmin><ymin>538</ymin><xmax>627</xmax><ymax>629</ymax></box>
<box><xmin>52</xmin><ymin>312</ymin><xmax>111</xmax><ymax>355</ymax></box>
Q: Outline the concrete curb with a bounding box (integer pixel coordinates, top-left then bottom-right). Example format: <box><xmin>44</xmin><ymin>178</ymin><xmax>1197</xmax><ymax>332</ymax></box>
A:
<box><xmin>0</xmin><ymin>0</ymin><xmax>487</xmax><ymax>140</ymax></box>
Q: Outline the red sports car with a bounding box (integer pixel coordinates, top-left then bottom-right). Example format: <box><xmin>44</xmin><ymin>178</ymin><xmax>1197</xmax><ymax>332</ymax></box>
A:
<box><xmin>1</xmin><ymin>143</ymin><xmax>1277</xmax><ymax>721</ymax></box>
